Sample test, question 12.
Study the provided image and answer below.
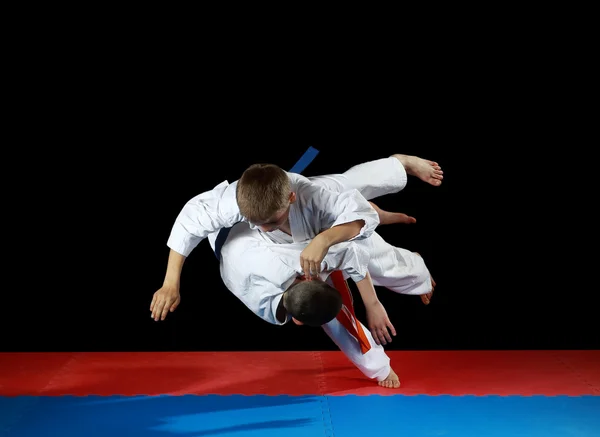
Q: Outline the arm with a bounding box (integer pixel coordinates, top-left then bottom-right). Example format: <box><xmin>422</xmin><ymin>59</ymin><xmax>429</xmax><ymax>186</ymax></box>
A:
<box><xmin>163</xmin><ymin>249</ymin><xmax>185</xmax><ymax>289</ymax></box>
<box><xmin>150</xmin><ymin>249</ymin><xmax>186</xmax><ymax>321</ymax></box>
<box><xmin>316</xmin><ymin>220</ymin><xmax>365</xmax><ymax>247</ymax></box>
<box><xmin>299</xmin><ymin>186</ymin><xmax>379</xmax><ymax>277</ymax></box>
<box><xmin>316</xmin><ymin>187</ymin><xmax>379</xmax><ymax>242</ymax></box>
<box><xmin>300</xmin><ymin>220</ymin><xmax>364</xmax><ymax>276</ymax></box>
<box><xmin>166</xmin><ymin>180</ymin><xmax>244</xmax><ymax>257</ymax></box>
<box><xmin>320</xmin><ymin>240</ymin><xmax>396</xmax><ymax>345</ymax></box>
<box><xmin>354</xmin><ymin>270</ymin><xmax>379</xmax><ymax>308</ymax></box>
<box><xmin>151</xmin><ymin>181</ymin><xmax>243</xmax><ymax>321</ymax></box>
<box><xmin>354</xmin><ymin>271</ymin><xmax>396</xmax><ymax>345</ymax></box>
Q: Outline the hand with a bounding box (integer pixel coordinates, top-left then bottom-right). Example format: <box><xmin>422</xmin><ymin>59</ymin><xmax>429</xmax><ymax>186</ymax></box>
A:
<box><xmin>299</xmin><ymin>237</ymin><xmax>328</xmax><ymax>279</ymax></box>
<box><xmin>365</xmin><ymin>301</ymin><xmax>396</xmax><ymax>345</ymax></box>
<box><xmin>150</xmin><ymin>284</ymin><xmax>181</xmax><ymax>321</ymax></box>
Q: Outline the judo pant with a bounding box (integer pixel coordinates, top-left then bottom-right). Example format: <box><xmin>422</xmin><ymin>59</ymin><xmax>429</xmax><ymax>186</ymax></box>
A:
<box><xmin>317</xmin><ymin>156</ymin><xmax>432</xmax><ymax>381</ymax></box>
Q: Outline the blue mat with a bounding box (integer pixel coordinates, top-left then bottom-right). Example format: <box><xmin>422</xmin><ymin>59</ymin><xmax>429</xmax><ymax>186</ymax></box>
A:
<box><xmin>1</xmin><ymin>395</ymin><xmax>599</xmax><ymax>436</ymax></box>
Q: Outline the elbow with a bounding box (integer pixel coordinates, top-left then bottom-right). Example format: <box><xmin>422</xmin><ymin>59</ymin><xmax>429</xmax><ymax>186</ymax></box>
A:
<box><xmin>353</xmin><ymin>219</ymin><xmax>365</xmax><ymax>236</ymax></box>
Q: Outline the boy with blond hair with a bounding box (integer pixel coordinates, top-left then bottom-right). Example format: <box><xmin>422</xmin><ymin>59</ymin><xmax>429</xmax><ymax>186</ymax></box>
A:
<box><xmin>152</xmin><ymin>153</ymin><xmax>442</xmax><ymax>328</ymax></box>
<box><xmin>152</xmin><ymin>156</ymin><xmax>441</xmax><ymax>388</ymax></box>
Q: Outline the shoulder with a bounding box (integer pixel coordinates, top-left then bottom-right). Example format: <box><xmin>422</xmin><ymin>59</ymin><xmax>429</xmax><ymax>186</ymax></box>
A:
<box><xmin>287</xmin><ymin>172</ymin><xmax>333</xmax><ymax>203</ymax></box>
<box><xmin>287</xmin><ymin>172</ymin><xmax>314</xmax><ymax>192</ymax></box>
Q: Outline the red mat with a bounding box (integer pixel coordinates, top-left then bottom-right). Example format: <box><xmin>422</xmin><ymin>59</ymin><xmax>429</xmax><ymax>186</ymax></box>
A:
<box><xmin>1</xmin><ymin>351</ymin><xmax>598</xmax><ymax>396</ymax></box>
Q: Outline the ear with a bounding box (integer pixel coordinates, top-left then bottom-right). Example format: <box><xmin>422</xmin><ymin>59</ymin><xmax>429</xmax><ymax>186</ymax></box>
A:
<box><xmin>292</xmin><ymin>317</ymin><xmax>304</xmax><ymax>326</ymax></box>
<box><xmin>289</xmin><ymin>191</ymin><xmax>297</xmax><ymax>204</ymax></box>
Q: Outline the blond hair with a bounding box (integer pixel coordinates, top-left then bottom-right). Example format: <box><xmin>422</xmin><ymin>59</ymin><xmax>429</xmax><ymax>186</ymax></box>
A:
<box><xmin>236</xmin><ymin>163</ymin><xmax>291</xmax><ymax>223</ymax></box>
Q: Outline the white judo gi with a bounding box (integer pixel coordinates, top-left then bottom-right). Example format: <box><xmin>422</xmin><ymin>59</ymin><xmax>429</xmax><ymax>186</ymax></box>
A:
<box><xmin>209</xmin><ymin>157</ymin><xmax>433</xmax><ymax>382</ymax></box>
<box><xmin>167</xmin><ymin>167</ymin><xmax>380</xmax><ymax>258</ymax></box>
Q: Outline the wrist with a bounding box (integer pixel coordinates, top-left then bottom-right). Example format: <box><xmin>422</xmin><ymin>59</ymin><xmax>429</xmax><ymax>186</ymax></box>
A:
<box><xmin>314</xmin><ymin>232</ymin><xmax>333</xmax><ymax>249</ymax></box>
<box><xmin>163</xmin><ymin>277</ymin><xmax>180</xmax><ymax>288</ymax></box>
<box><xmin>363</xmin><ymin>297</ymin><xmax>381</xmax><ymax>308</ymax></box>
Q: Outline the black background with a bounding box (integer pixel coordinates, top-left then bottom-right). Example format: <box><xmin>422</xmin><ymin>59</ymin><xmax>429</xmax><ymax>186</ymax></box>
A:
<box><xmin>6</xmin><ymin>123</ymin><xmax>595</xmax><ymax>353</ymax></box>
<box><xmin>3</xmin><ymin>45</ymin><xmax>594</xmax><ymax>353</ymax></box>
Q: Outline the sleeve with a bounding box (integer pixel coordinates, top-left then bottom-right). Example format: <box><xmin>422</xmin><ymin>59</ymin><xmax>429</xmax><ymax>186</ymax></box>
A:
<box><xmin>250</xmin><ymin>275</ymin><xmax>296</xmax><ymax>325</ymax></box>
<box><xmin>240</xmin><ymin>247</ymin><xmax>298</xmax><ymax>326</ymax></box>
<box><xmin>307</xmin><ymin>183</ymin><xmax>380</xmax><ymax>241</ymax></box>
<box><xmin>166</xmin><ymin>180</ymin><xmax>245</xmax><ymax>257</ymax></box>
<box><xmin>322</xmin><ymin>240</ymin><xmax>370</xmax><ymax>283</ymax></box>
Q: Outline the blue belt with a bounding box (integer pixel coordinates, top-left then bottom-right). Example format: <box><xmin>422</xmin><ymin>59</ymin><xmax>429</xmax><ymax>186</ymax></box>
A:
<box><xmin>213</xmin><ymin>146</ymin><xmax>319</xmax><ymax>260</ymax></box>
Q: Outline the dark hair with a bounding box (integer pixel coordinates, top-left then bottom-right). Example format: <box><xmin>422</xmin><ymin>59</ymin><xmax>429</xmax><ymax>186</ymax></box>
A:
<box><xmin>283</xmin><ymin>280</ymin><xmax>343</xmax><ymax>326</ymax></box>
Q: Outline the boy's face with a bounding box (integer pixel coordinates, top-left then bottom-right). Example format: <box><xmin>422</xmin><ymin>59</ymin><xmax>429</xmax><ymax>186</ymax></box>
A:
<box><xmin>257</xmin><ymin>207</ymin><xmax>289</xmax><ymax>232</ymax></box>
<box><xmin>255</xmin><ymin>192</ymin><xmax>297</xmax><ymax>232</ymax></box>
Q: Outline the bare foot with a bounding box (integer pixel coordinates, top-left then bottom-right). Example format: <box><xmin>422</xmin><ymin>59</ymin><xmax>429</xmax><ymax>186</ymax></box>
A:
<box><xmin>413</xmin><ymin>252</ymin><xmax>434</xmax><ymax>305</ymax></box>
<box><xmin>378</xmin><ymin>367</ymin><xmax>401</xmax><ymax>389</ymax></box>
<box><xmin>369</xmin><ymin>201</ymin><xmax>416</xmax><ymax>225</ymax></box>
<box><xmin>392</xmin><ymin>154</ymin><xmax>443</xmax><ymax>186</ymax></box>
<box><xmin>421</xmin><ymin>275</ymin><xmax>435</xmax><ymax>305</ymax></box>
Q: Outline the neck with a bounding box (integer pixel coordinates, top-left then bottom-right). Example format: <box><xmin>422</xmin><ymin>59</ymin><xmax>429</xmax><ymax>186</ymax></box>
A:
<box><xmin>279</xmin><ymin>219</ymin><xmax>291</xmax><ymax>235</ymax></box>
<box><xmin>276</xmin><ymin>293</ymin><xmax>288</xmax><ymax>323</ymax></box>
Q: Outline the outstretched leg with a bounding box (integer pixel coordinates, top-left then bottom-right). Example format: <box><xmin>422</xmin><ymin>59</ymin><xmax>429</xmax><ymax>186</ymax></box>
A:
<box><xmin>360</xmin><ymin>233</ymin><xmax>434</xmax><ymax>298</ymax></box>
<box><xmin>322</xmin><ymin>317</ymin><xmax>401</xmax><ymax>389</ymax></box>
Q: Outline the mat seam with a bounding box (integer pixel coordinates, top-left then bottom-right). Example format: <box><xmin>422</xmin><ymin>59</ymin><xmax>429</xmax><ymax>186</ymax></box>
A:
<box><xmin>39</xmin><ymin>352</ymin><xmax>79</xmax><ymax>395</ymax></box>
<box><xmin>312</xmin><ymin>351</ymin><xmax>328</xmax><ymax>396</ymax></box>
<box><xmin>554</xmin><ymin>351</ymin><xmax>600</xmax><ymax>395</ymax></box>
<box><xmin>312</xmin><ymin>351</ymin><xmax>335</xmax><ymax>436</ymax></box>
